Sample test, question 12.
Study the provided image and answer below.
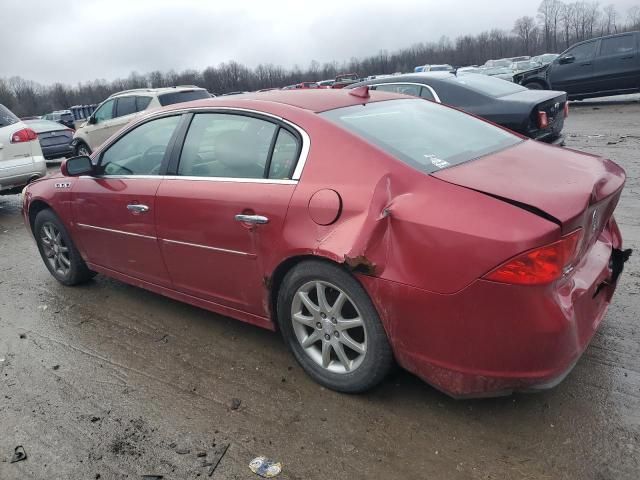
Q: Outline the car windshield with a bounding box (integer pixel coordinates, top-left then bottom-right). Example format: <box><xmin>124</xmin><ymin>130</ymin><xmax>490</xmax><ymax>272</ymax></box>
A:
<box><xmin>448</xmin><ymin>74</ymin><xmax>527</xmax><ymax>97</ymax></box>
<box><xmin>24</xmin><ymin>119</ymin><xmax>68</xmax><ymax>132</ymax></box>
<box><xmin>0</xmin><ymin>104</ymin><xmax>19</xmax><ymax>128</ymax></box>
<box><xmin>158</xmin><ymin>89</ymin><xmax>210</xmax><ymax>106</ymax></box>
<box><xmin>320</xmin><ymin>99</ymin><xmax>521</xmax><ymax>174</ymax></box>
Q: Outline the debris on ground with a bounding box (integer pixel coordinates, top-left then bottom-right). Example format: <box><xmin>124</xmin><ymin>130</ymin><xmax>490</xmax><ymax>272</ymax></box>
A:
<box><xmin>141</xmin><ymin>476</ymin><xmax>163</xmax><ymax>479</ymax></box>
<box><xmin>52</xmin><ymin>365</ymin><xmax>60</xmax><ymax>370</ymax></box>
<box><xmin>175</xmin><ymin>448</ymin><xmax>190</xmax><ymax>454</ymax></box>
<box><xmin>19</xmin><ymin>333</ymin><xmax>26</xmax><ymax>339</ymax></box>
<box><xmin>90</xmin><ymin>416</ymin><xmax>101</xmax><ymax>423</ymax></box>
<box><xmin>207</xmin><ymin>443</ymin><xmax>229</xmax><ymax>477</ymax></box>
<box><xmin>249</xmin><ymin>456</ymin><xmax>282</xmax><ymax>478</ymax></box>
<box><xmin>230</xmin><ymin>398</ymin><xmax>241</xmax><ymax>410</ymax></box>
<box><xmin>197</xmin><ymin>451</ymin><xmax>207</xmax><ymax>457</ymax></box>
<box><xmin>10</xmin><ymin>446</ymin><xmax>27</xmax><ymax>463</ymax></box>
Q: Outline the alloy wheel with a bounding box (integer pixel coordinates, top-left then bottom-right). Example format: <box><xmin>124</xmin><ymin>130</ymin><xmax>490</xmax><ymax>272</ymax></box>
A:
<box><xmin>40</xmin><ymin>222</ymin><xmax>71</xmax><ymax>277</ymax></box>
<box><xmin>291</xmin><ymin>280</ymin><xmax>367</xmax><ymax>374</ymax></box>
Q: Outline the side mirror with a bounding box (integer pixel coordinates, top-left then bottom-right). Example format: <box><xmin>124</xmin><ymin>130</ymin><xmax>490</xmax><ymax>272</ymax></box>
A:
<box><xmin>61</xmin><ymin>156</ymin><xmax>93</xmax><ymax>177</ymax></box>
<box><xmin>88</xmin><ymin>115</ymin><xmax>97</xmax><ymax>125</ymax></box>
<box><xmin>558</xmin><ymin>54</ymin><xmax>575</xmax><ymax>65</ymax></box>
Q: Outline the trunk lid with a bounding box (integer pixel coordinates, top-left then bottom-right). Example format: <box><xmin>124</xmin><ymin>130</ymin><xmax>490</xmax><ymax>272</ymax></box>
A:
<box><xmin>432</xmin><ymin>140</ymin><xmax>625</xmax><ymax>236</ymax></box>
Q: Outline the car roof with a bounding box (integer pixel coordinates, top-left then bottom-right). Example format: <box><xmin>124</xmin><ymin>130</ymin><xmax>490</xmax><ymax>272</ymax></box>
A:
<box><xmin>108</xmin><ymin>86</ymin><xmax>206</xmax><ymax>99</ymax></box>
<box><xmin>156</xmin><ymin>88</ymin><xmax>410</xmax><ymax>114</ymax></box>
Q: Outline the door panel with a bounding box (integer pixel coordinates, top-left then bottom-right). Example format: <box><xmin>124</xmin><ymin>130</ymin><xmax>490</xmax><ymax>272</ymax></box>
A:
<box><xmin>72</xmin><ymin>177</ymin><xmax>170</xmax><ymax>286</ymax></box>
<box><xmin>156</xmin><ymin>179</ymin><xmax>295</xmax><ymax>315</ymax></box>
<box><xmin>591</xmin><ymin>34</ymin><xmax>639</xmax><ymax>92</ymax></box>
<box><xmin>549</xmin><ymin>40</ymin><xmax>598</xmax><ymax>94</ymax></box>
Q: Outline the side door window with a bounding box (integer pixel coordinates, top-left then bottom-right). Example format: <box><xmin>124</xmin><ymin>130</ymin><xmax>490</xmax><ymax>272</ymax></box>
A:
<box><xmin>114</xmin><ymin>96</ymin><xmax>137</xmax><ymax>118</ymax></box>
<box><xmin>177</xmin><ymin>113</ymin><xmax>277</xmax><ymax>179</ymax></box>
<box><xmin>268</xmin><ymin>128</ymin><xmax>301</xmax><ymax>179</ymax></box>
<box><xmin>136</xmin><ymin>96</ymin><xmax>152</xmax><ymax>112</ymax></box>
<box><xmin>565</xmin><ymin>41</ymin><xmax>597</xmax><ymax>62</ymax></box>
<box><xmin>599</xmin><ymin>35</ymin><xmax>635</xmax><ymax>57</ymax></box>
<box><xmin>99</xmin><ymin>115</ymin><xmax>181</xmax><ymax>176</ymax></box>
<box><xmin>419</xmin><ymin>86</ymin><xmax>437</xmax><ymax>101</ymax></box>
<box><xmin>93</xmin><ymin>99</ymin><xmax>115</xmax><ymax>123</ymax></box>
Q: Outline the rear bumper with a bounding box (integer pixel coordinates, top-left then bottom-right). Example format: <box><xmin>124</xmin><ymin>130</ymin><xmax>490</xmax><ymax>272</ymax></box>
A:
<box><xmin>0</xmin><ymin>158</ymin><xmax>47</xmax><ymax>194</ymax></box>
<box><xmin>42</xmin><ymin>143</ymin><xmax>74</xmax><ymax>159</ymax></box>
<box><xmin>359</xmin><ymin>220</ymin><xmax>626</xmax><ymax>398</ymax></box>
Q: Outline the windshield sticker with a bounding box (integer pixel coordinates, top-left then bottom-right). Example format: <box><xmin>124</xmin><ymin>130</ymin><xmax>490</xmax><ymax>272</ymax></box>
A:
<box><xmin>424</xmin><ymin>154</ymin><xmax>450</xmax><ymax>169</ymax></box>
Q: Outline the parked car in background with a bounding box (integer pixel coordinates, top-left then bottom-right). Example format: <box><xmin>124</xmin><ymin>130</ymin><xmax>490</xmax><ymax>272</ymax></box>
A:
<box><xmin>510</xmin><ymin>60</ymin><xmax>543</xmax><ymax>73</ymax></box>
<box><xmin>22</xmin><ymin>89</ymin><xmax>629</xmax><ymax>397</ymax></box>
<box><xmin>0</xmin><ymin>104</ymin><xmax>46</xmax><ymax>195</ymax></box>
<box><xmin>514</xmin><ymin>31</ymin><xmax>640</xmax><ymax>99</ymax></box>
<box><xmin>349</xmin><ymin>72</ymin><xmax>568</xmax><ymax>143</ymax></box>
<box><xmin>283</xmin><ymin>82</ymin><xmax>320</xmax><ymax>90</ymax></box>
<box><xmin>317</xmin><ymin>79</ymin><xmax>335</xmax><ymax>87</ymax></box>
<box><xmin>220</xmin><ymin>91</ymin><xmax>250</xmax><ymax>96</ymax></box>
<box><xmin>531</xmin><ymin>53</ymin><xmax>559</xmax><ymax>65</ymax></box>
<box><xmin>24</xmin><ymin>119</ymin><xmax>75</xmax><ymax>160</ymax></box>
<box><xmin>484</xmin><ymin>58</ymin><xmax>512</xmax><ymax>68</ymax></box>
<box><xmin>331</xmin><ymin>73</ymin><xmax>361</xmax><ymax>89</ymax></box>
<box><xmin>414</xmin><ymin>64</ymin><xmax>453</xmax><ymax>72</ymax></box>
<box><xmin>71</xmin><ymin>86</ymin><xmax>210</xmax><ymax>156</ymax></box>
<box><xmin>482</xmin><ymin>66</ymin><xmax>515</xmax><ymax>81</ymax></box>
<box><xmin>43</xmin><ymin>110</ymin><xmax>75</xmax><ymax>130</ymax></box>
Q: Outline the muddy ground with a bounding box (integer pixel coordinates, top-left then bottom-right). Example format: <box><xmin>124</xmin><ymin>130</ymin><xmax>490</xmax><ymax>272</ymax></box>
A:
<box><xmin>1</xmin><ymin>96</ymin><xmax>639</xmax><ymax>480</ymax></box>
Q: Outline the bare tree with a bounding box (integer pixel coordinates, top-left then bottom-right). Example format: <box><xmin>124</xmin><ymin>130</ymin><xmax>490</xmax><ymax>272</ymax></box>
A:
<box><xmin>602</xmin><ymin>4</ymin><xmax>617</xmax><ymax>34</ymax></box>
<box><xmin>628</xmin><ymin>6</ymin><xmax>640</xmax><ymax>29</ymax></box>
<box><xmin>538</xmin><ymin>0</ymin><xmax>563</xmax><ymax>51</ymax></box>
<box><xmin>513</xmin><ymin>16</ymin><xmax>538</xmax><ymax>54</ymax></box>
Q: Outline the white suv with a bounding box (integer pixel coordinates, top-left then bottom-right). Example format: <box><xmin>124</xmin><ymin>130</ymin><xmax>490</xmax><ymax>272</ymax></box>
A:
<box><xmin>71</xmin><ymin>86</ymin><xmax>210</xmax><ymax>156</ymax></box>
<box><xmin>0</xmin><ymin>104</ymin><xmax>46</xmax><ymax>195</ymax></box>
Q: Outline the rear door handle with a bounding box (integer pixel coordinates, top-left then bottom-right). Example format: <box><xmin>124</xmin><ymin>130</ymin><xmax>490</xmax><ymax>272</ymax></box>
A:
<box><xmin>234</xmin><ymin>214</ymin><xmax>269</xmax><ymax>224</ymax></box>
<box><xmin>579</xmin><ymin>62</ymin><xmax>592</xmax><ymax>66</ymax></box>
<box><xmin>127</xmin><ymin>204</ymin><xmax>150</xmax><ymax>214</ymax></box>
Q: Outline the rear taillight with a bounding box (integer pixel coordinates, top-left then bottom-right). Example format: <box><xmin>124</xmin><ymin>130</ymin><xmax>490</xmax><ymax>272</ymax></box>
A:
<box><xmin>563</xmin><ymin>102</ymin><xmax>569</xmax><ymax>118</ymax></box>
<box><xmin>483</xmin><ymin>229</ymin><xmax>582</xmax><ymax>285</ymax></box>
<box><xmin>10</xmin><ymin>128</ymin><xmax>38</xmax><ymax>143</ymax></box>
<box><xmin>537</xmin><ymin>111</ymin><xmax>549</xmax><ymax>129</ymax></box>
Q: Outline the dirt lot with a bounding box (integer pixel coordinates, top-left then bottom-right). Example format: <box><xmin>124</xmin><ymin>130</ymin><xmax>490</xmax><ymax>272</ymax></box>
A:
<box><xmin>1</xmin><ymin>97</ymin><xmax>639</xmax><ymax>480</ymax></box>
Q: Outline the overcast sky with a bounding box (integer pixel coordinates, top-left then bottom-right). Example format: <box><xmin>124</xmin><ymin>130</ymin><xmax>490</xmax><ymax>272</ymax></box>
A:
<box><xmin>1</xmin><ymin>0</ymin><xmax>638</xmax><ymax>85</ymax></box>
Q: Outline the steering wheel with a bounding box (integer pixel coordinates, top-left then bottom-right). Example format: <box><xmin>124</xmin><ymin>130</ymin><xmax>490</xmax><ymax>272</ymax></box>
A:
<box><xmin>142</xmin><ymin>145</ymin><xmax>167</xmax><ymax>175</ymax></box>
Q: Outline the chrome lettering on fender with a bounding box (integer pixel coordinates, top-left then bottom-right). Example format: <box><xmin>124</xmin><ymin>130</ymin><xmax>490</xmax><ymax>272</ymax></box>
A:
<box><xmin>54</xmin><ymin>182</ymin><xmax>72</xmax><ymax>189</ymax></box>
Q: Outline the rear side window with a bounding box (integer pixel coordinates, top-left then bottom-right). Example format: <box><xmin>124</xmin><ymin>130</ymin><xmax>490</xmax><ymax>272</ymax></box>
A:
<box><xmin>158</xmin><ymin>90</ymin><xmax>210</xmax><ymax>106</ymax></box>
<box><xmin>321</xmin><ymin>99</ymin><xmax>521</xmax><ymax>174</ymax></box>
<box><xmin>115</xmin><ymin>96</ymin><xmax>137</xmax><ymax>117</ymax></box>
<box><xmin>449</xmin><ymin>74</ymin><xmax>527</xmax><ymax>97</ymax></box>
<box><xmin>600</xmin><ymin>35</ymin><xmax>635</xmax><ymax>56</ymax></box>
<box><xmin>269</xmin><ymin>129</ymin><xmax>300</xmax><ymax>179</ymax></box>
<box><xmin>374</xmin><ymin>84</ymin><xmax>422</xmax><ymax>97</ymax></box>
<box><xmin>61</xmin><ymin>113</ymin><xmax>74</xmax><ymax>121</ymax></box>
<box><xmin>0</xmin><ymin>104</ymin><xmax>19</xmax><ymax>128</ymax></box>
<box><xmin>178</xmin><ymin>113</ymin><xmax>277</xmax><ymax>179</ymax></box>
<box><xmin>136</xmin><ymin>96</ymin><xmax>152</xmax><ymax>112</ymax></box>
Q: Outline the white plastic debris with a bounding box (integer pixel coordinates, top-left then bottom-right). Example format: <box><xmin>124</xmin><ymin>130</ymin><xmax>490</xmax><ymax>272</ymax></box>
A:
<box><xmin>249</xmin><ymin>456</ymin><xmax>282</xmax><ymax>478</ymax></box>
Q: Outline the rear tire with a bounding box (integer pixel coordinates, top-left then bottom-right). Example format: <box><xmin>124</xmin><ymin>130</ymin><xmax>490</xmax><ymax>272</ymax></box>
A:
<box><xmin>277</xmin><ymin>260</ymin><xmax>393</xmax><ymax>393</ymax></box>
<box><xmin>34</xmin><ymin>209</ymin><xmax>96</xmax><ymax>286</ymax></box>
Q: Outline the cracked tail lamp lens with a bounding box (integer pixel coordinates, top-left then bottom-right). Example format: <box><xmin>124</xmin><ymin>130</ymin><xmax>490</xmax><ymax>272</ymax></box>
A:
<box><xmin>484</xmin><ymin>229</ymin><xmax>582</xmax><ymax>285</ymax></box>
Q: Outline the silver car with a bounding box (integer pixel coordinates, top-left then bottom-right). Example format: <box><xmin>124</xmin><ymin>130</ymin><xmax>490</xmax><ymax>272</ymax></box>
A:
<box><xmin>0</xmin><ymin>104</ymin><xmax>46</xmax><ymax>195</ymax></box>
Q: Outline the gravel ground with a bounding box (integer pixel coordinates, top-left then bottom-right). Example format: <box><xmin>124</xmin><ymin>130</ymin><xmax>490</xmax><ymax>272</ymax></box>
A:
<box><xmin>1</xmin><ymin>96</ymin><xmax>639</xmax><ymax>479</ymax></box>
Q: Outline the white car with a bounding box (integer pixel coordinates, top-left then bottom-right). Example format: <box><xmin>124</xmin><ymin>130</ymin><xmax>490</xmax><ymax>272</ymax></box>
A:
<box><xmin>0</xmin><ymin>104</ymin><xmax>46</xmax><ymax>195</ymax></box>
<box><xmin>71</xmin><ymin>86</ymin><xmax>210</xmax><ymax>156</ymax></box>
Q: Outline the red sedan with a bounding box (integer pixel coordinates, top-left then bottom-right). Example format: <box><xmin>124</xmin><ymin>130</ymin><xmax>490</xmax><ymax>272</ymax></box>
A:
<box><xmin>22</xmin><ymin>88</ymin><xmax>630</xmax><ymax>397</ymax></box>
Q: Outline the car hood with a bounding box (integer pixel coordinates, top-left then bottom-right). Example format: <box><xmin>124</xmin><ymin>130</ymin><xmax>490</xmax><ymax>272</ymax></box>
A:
<box><xmin>514</xmin><ymin>64</ymin><xmax>550</xmax><ymax>81</ymax></box>
<box><xmin>431</xmin><ymin>139</ymin><xmax>625</xmax><ymax>230</ymax></box>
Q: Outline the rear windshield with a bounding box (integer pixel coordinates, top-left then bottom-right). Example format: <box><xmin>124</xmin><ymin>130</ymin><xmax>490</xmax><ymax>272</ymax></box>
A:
<box><xmin>0</xmin><ymin>104</ymin><xmax>19</xmax><ymax>128</ymax></box>
<box><xmin>61</xmin><ymin>113</ymin><xmax>74</xmax><ymax>120</ymax></box>
<box><xmin>158</xmin><ymin>89</ymin><xmax>210</xmax><ymax>106</ymax></box>
<box><xmin>320</xmin><ymin>99</ymin><xmax>520</xmax><ymax>174</ymax></box>
<box><xmin>447</xmin><ymin>74</ymin><xmax>526</xmax><ymax>97</ymax></box>
<box><xmin>24</xmin><ymin>119</ymin><xmax>67</xmax><ymax>132</ymax></box>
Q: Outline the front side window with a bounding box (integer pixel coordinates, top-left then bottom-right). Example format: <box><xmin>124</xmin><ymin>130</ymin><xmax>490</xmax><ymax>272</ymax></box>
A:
<box><xmin>99</xmin><ymin>115</ymin><xmax>181</xmax><ymax>176</ymax></box>
<box><xmin>178</xmin><ymin>113</ymin><xmax>277</xmax><ymax>179</ymax></box>
<box><xmin>115</xmin><ymin>96</ymin><xmax>137</xmax><ymax>118</ymax></box>
<box><xmin>600</xmin><ymin>35</ymin><xmax>635</xmax><ymax>56</ymax></box>
<box><xmin>321</xmin><ymin>99</ymin><xmax>521</xmax><ymax>174</ymax></box>
<box><xmin>0</xmin><ymin>104</ymin><xmax>19</xmax><ymax>128</ymax></box>
<box><xmin>93</xmin><ymin>99</ymin><xmax>115</xmax><ymax>123</ymax></box>
<box><xmin>566</xmin><ymin>41</ymin><xmax>597</xmax><ymax>62</ymax></box>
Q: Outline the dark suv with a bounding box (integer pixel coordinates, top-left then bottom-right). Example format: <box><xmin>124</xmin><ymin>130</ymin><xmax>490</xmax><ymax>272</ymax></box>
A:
<box><xmin>43</xmin><ymin>110</ymin><xmax>76</xmax><ymax>129</ymax></box>
<box><xmin>514</xmin><ymin>31</ymin><xmax>639</xmax><ymax>99</ymax></box>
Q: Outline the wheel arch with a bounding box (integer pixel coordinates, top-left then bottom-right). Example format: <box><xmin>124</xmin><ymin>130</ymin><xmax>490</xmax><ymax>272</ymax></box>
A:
<box><xmin>28</xmin><ymin>199</ymin><xmax>53</xmax><ymax>235</ymax></box>
<box><xmin>523</xmin><ymin>78</ymin><xmax>550</xmax><ymax>89</ymax></box>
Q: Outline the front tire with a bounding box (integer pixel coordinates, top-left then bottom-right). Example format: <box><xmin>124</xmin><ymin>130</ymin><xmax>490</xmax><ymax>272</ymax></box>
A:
<box><xmin>75</xmin><ymin>142</ymin><xmax>91</xmax><ymax>157</ymax></box>
<box><xmin>34</xmin><ymin>209</ymin><xmax>96</xmax><ymax>286</ymax></box>
<box><xmin>277</xmin><ymin>260</ymin><xmax>393</xmax><ymax>393</ymax></box>
<box><xmin>525</xmin><ymin>81</ymin><xmax>545</xmax><ymax>90</ymax></box>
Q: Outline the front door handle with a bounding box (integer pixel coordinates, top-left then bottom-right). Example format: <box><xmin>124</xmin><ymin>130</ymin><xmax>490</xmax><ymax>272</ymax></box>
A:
<box><xmin>127</xmin><ymin>204</ymin><xmax>150</xmax><ymax>214</ymax></box>
<box><xmin>234</xmin><ymin>214</ymin><xmax>269</xmax><ymax>224</ymax></box>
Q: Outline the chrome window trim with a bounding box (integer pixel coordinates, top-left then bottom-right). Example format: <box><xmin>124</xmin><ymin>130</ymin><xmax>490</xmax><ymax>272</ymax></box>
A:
<box><xmin>76</xmin><ymin>223</ymin><xmax>156</xmax><ymax>240</ymax></box>
<box><xmin>368</xmin><ymin>82</ymin><xmax>441</xmax><ymax>103</ymax></box>
<box><xmin>98</xmin><ymin>106</ymin><xmax>311</xmax><ymax>181</ymax></box>
<box><xmin>79</xmin><ymin>174</ymin><xmax>297</xmax><ymax>185</ymax></box>
<box><xmin>162</xmin><ymin>238</ymin><xmax>254</xmax><ymax>257</ymax></box>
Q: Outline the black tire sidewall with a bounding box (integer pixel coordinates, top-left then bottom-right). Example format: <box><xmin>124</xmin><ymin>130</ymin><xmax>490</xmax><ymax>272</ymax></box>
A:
<box><xmin>76</xmin><ymin>142</ymin><xmax>91</xmax><ymax>156</ymax></box>
<box><xmin>34</xmin><ymin>209</ymin><xmax>93</xmax><ymax>286</ymax></box>
<box><xmin>277</xmin><ymin>260</ymin><xmax>393</xmax><ymax>393</ymax></box>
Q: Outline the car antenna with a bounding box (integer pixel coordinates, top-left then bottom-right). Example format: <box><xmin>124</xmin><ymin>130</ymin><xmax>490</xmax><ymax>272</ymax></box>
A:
<box><xmin>349</xmin><ymin>86</ymin><xmax>369</xmax><ymax>99</ymax></box>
